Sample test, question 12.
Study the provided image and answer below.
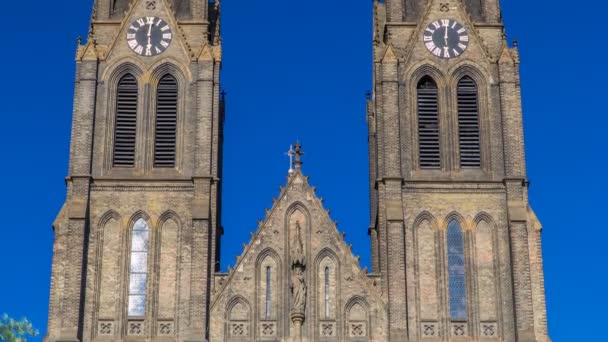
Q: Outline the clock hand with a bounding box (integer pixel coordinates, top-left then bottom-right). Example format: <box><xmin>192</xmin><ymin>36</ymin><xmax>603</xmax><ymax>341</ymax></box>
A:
<box><xmin>444</xmin><ymin>26</ymin><xmax>449</xmax><ymax>46</ymax></box>
<box><xmin>147</xmin><ymin>23</ymin><xmax>153</xmax><ymax>47</ymax></box>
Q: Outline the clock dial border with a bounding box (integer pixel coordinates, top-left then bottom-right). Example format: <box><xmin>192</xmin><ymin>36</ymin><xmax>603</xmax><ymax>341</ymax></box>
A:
<box><xmin>423</xmin><ymin>19</ymin><xmax>470</xmax><ymax>59</ymax></box>
<box><xmin>126</xmin><ymin>16</ymin><xmax>173</xmax><ymax>57</ymax></box>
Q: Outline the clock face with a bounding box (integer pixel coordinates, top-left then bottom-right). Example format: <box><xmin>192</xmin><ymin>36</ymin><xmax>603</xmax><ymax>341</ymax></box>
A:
<box><xmin>423</xmin><ymin>19</ymin><xmax>469</xmax><ymax>59</ymax></box>
<box><xmin>126</xmin><ymin>17</ymin><xmax>173</xmax><ymax>57</ymax></box>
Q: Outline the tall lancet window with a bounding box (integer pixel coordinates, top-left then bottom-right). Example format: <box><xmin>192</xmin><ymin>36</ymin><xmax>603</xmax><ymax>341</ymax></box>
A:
<box><xmin>128</xmin><ymin>218</ymin><xmax>149</xmax><ymax>317</ymax></box>
<box><xmin>447</xmin><ymin>220</ymin><xmax>467</xmax><ymax>320</ymax></box>
<box><xmin>154</xmin><ymin>74</ymin><xmax>178</xmax><ymax>168</ymax></box>
<box><xmin>324</xmin><ymin>267</ymin><xmax>330</xmax><ymax>319</ymax></box>
<box><xmin>265</xmin><ymin>266</ymin><xmax>271</xmax><ymax>320</ymax></box>
<box><xmin>457</xmin><ymin>76</ymin><xmax>481</xmax><ymax>168</ymax></box>
<box><xmin>113</xmin><ymin>74</ymin><xmax>138</xmax><ymax>167</ymax></box>
<box><xmin>417</xmin><ymin>77</ymin><xmax>441</xmax><ymax>169</ymax></box>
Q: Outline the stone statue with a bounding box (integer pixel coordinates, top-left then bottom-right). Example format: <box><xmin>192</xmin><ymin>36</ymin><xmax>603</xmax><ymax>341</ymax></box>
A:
<box><xmin>291</xmin><ymin>221</ymin><xmax>307</xmax><ymax>313</ymax></box>
<box><xmin>291</xmin><ymin>266</ymin><xmax>307</xmax><ymax>312</ymax></box>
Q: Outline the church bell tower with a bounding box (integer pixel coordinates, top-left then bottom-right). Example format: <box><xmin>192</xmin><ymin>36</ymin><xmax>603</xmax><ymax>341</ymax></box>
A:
<box><xmin>368</xmin><ymin>0</ymin><xmax>550</xmax><ymax>341</ymax></box>
<box><xmin>45</xmin><ymin>1</ymin><xmax>224</xmax><ymax>341</ymax></box>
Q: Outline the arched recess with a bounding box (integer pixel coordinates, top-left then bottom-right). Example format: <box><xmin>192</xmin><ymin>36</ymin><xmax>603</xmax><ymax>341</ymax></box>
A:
<box><xmin>414</xmin><ymin>213</ymin><xmax>439</xmax><ymax>322</ymax></box>
<box><xmin>416</xmin><ymin>75</ymin><xmax>441</xmax><ymax>169</ymax></box>
<box><xmin>345</xmin><ymin>297</ymin><xmax>370</xmax><ymax>341</ymax></box>
<box><xmin>256</xmin><ymin>249</ymin><xmax>281</xmax><ymax>323</ymax></box>
<box><xmin>157</xmin><ymin>212</ymin><xmax>181</xmax><ymax>321</ymax></box>
<box><xmin>285</xmin><ymin>203</ymin><xmax>310</xmax><ymax>262</ymax></box>
<box><xmin>457</xmin><ymin>76</ymin><xmax>482</xmax><ymax>168</ymax></box>
<box><xmin>315</xmin><ymin>249</ymin><xmax>340</xmax><ymax>324</ymax></box>
<box><xmin>226</xmin><ymin>297</ymin><xmax>251</xmax><ymax>339</ymax></box>
<box><xmin>104</xmin><ymin>62</ymin><xmax>144</xmax><ymax>171</ymax></box>
<box><xmin>113</xmin><ymin>73</ymin><xmax>139</xmax><ymax>167</ymax></box>
<box><xmin>450</xmin><ymin>64</ymin><xmax>491</xmax><ymax>171</ymax></box>
<box><xmin>97</xmin><ymin>211</ymin><xmax>122</xmax><ymax>320</ymax></box>
<box><xmin>475</xmin><ymin>216</ymin><xmax>498</xmax><ymax>322</ymax></box>
<box><xmin>149</xmin><ymin>62</ymin><xmax>189</xmax><ymax>170</ymax></box>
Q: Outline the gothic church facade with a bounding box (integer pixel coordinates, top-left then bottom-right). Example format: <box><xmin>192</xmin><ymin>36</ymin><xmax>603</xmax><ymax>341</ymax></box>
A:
<box><xmin>45</xmin><ymin>1</ymin><xmax>550</xmax><ymax>342</ymax></box>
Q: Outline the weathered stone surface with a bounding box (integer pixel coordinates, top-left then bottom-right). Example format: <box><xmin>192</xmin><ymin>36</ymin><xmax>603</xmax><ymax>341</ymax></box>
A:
<box><xmin>46</xmin><ymin>0</ymin><xmax>550</xmax><ymax>341</ymax></box>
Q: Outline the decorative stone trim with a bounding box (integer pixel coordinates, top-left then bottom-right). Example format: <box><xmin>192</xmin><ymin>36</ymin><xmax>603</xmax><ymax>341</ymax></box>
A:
<box><xmin>97</xmin><ymin>321</ymin><xmax>114</xmax><ymax>336</ymax></box>
<box><xmin>349</xmin><ymin>321</ymin><xmax>367</xmax><ymax>337</ymax></box>
<box><xmin>421</xmin><ymin>321</ymin><xmax>439</xmax><ymax>338</ymax></box>
<box><xmin>319</xmin><ymin>321</ymin><xmax>336</xmax><ymax>337</ymax></box>
<box><xmin>230</xmin><ymin>321</ymin><xmax>249</xmax><ymax>337</ymax></box>
<box><xmin>481</xmin><ymin>322</ymin><xmax>498</xmax><ymax>337</ymax></box>
<box><xmin>128</xmin><ymin>320</ymin><xmax>145</xmax><ymax>336</ymax></box>
<box><xmin>158</xmin><ymin>321</ymin><xmax>174</xmax><ymax>336</ymax></box>
<box><xmin>451</xmin><ymin>322</ymin><xmax>468</xmax><ymax>337</ymax></box>
<box><xmin>259</xmin><ymin>321</ymin><xmax>276</xmax><ymax>337</ymax></box>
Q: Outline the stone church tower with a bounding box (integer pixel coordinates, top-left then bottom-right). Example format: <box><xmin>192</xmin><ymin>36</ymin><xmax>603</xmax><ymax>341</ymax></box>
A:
<box><xmin>367</xmin><ymin>0</ymin><xmax>550</xmax><ymax>341</ymax></box>
<box><xmin>45</xmin><ymin>0</ymin><xmax>550</xmax><ymax>342</ymax></box>
<box><xmin>45</xmin><ymin>0</ymin><xmax>223</xmax><ymax>341</ymax></box>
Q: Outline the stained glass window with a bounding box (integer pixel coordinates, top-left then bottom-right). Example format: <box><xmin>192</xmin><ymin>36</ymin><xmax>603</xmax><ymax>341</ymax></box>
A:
<box><xmin>447</xmin><ymin>220</ymin><xmax>467</xmax><ymax>320</ymax></box>
<box><xmin>265</xmin><ymin>266</ymin><xmax>271</xmax><ymax>320</ymax></box>
<box><xmin>128</xmin><ymin>218</ymin><xmax>149</xmax><ymax>317</ymax></box>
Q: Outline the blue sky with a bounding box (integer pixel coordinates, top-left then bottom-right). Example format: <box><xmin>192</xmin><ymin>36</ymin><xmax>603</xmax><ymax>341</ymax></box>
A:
<box><xmin>0</xmin><ymin>1</ymin><xmax>605</xmax><ymax>341</ymax></box>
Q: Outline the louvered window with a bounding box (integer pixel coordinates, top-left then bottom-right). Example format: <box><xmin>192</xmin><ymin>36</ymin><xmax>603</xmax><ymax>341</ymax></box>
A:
<box><xmin>113</xmin><ymin>74</ymin><xmax>138</xmax><ymax>167</ymax></box>
<box><xmin>417</xmin><ymin>77</ymin><xmax>441</xmax><ymax>169</ymax></box>
<box><xmin>457</xmin><ymin>76</ymin><xmax>481</xmax><ymax>168</ymax></box>
<box><xmin>154</xmin><ymin>75</ymin><xmax>178</xmax><ymax>168</ymax></box>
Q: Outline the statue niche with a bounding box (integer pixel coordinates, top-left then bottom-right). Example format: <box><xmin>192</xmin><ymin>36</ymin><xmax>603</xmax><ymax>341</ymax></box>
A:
<box><xmin>288</xmin><ymin>209</ymin><xmax>308</xmax><ymax>341</ymax></box>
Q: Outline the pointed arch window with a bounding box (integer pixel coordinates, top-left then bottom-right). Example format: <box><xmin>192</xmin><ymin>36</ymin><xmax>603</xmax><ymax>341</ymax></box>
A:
<box><xmin>154</xmin><ymin>74</ymin><xmax>178</xmax><ymax>168</ymax></box>
<box><xmin>417</xmin><ymin>77</ymin><xmax>441</xmax><ymax>169</ymax></box>
<box><xmin>457</xmin><ymin>76</ymin><xmax>481</xmax><ymax>168</ymax></box>
<box><xmin>265</xmin><ymin>266</ymin><xmax>271</xmax><ymax>320</ymax></box>
<box><xmin>324</xmin><ymin>266</ymin><xmax>330</xmax><ymax>319</ymax></box>
<box><xmin>128</xmin><ymin>218</ymin><xmax>149</xmax><ymax>317</ymax></box>
<box><xmin>113</xmin><ymin>74</ymin><xmax>138</xmax><ymax>167</ymax></box>
<box><xmin>447</xmin><ymin>220</ymin><xmax>467</xmax><ymax>321</ymax></box>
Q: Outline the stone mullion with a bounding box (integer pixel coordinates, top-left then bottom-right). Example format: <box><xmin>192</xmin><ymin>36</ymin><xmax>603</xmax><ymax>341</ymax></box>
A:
<box><xmin>489</xmin><ymin>65</ymin><xmax>506</xmax><ymax>176</ymax></box>
<box><xmin>377</xmin><ymin>184</ymin><xmax>389</xmax><ymax>295</ymax></box>
<box><xmin>94</xmin><ymin>0</ymin><xmax>111</xmax><ymax>20</ymax></box>
<box><xmin>47</xmin><ymin>220</ymin><xmax>68</xmax><ymax>338</ymax></box>
<box><xmin>386</xmin><ymin>219</ymin><xmax>407</xmax><ymax>340</ymax></box>
<box><xmin>498</xmin><ymin>55</ymin><xmax>526</xmax><ymax>179</ymax></box>
<box><xmin>386</xmin><ymin>0</ymin><xmax>404</xmax><ymax>22</ymax></box>
<box><xmin>178</xmin><ymin>221</ymin><xmax>193</xmax><ymax>335</ymax></box>
<box><xmin>195</xmin><ymin>61</ymin><xmax>214</xmax><ymax>176</ymax></box>
<box><xmin>465</xmin><ymin>230</ymin><xmax>479</xmax><ymax>338</ymax></box>
<box><xmin>82</xmin><ymin>218</ymin><xmax>100</xmax><ymax>342</ymax></box>
<box><xmin>70</xmin><ymin>60</ymin><xmax>98</xmax><ymax>177</ymax></box>
<box><xmin>369</xmin><ymin>227</ymin><xmax>380</xmax><ymax>274</ymax></box>
<box><xmin>436</xmin><ymin>228</ymin><xmax>449</xmax><ymax>339</ymax></box>
<box><xmin>61</xmin><ymin>219</ymin><xmax>88</xmax><ymax>340</ymax></box>
<box><xmin>404</xmin><ymin>211</ymin><xmax>418</xmax><ymax>341</ymax></box>
<box><xmin>381</xmin><ymin>61</ymin><xmax>400</xmax><ymax>178</ymax></box>
<box><xmin>190</xmin><ymin>219</ymin><xmax>209</xmax><ymax>338</ymax></box>
<box><xmin>190</xmin><ymin>0</ymin><xmax>208</xmax><ymax>21</ymax></box>
<box><xmin>497</xmin><ymin>218</ymin><xmax>516</xmax><ymax>342</ymax></box>
<box><xmin>484</xmin><ymin>0</ymin><xmax>502</xmax><ymax>24</ymax></box>
<box><xmin>529</xmin><ymin>229</ymin><xmax>549</xmax><ymax>340</ymax></box>
<box><xmin>374</xmin><ymin>61</ymin><xmax>385</xmax><ymax>186</ymax></box>
<box><xmin>509</xmin><ymin>222</ymin><xmax>534</xmax><ymax>339</ymax></box>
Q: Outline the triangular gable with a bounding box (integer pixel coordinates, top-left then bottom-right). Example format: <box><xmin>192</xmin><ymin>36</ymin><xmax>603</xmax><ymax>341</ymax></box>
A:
<box><xmin>400</xmin><ymin>0</ymin><xmax>493</xmax><ymax>65</ymax></box>
<box><xmin>101</xmin><ymin>0</ymin><xmax>193</xmax><ymax>62</ymax></box>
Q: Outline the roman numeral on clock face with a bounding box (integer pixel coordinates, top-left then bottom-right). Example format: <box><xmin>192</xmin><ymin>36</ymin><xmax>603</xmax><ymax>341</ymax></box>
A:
<box><xmin>422</xmin><ymin>18</ymin><xmax>469</xmax><ymax>59</ymax></box>
<box><xmin>126</xmin><ymin>17</ymin><xmax>173</xmax><ymax>57</ymax></box>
